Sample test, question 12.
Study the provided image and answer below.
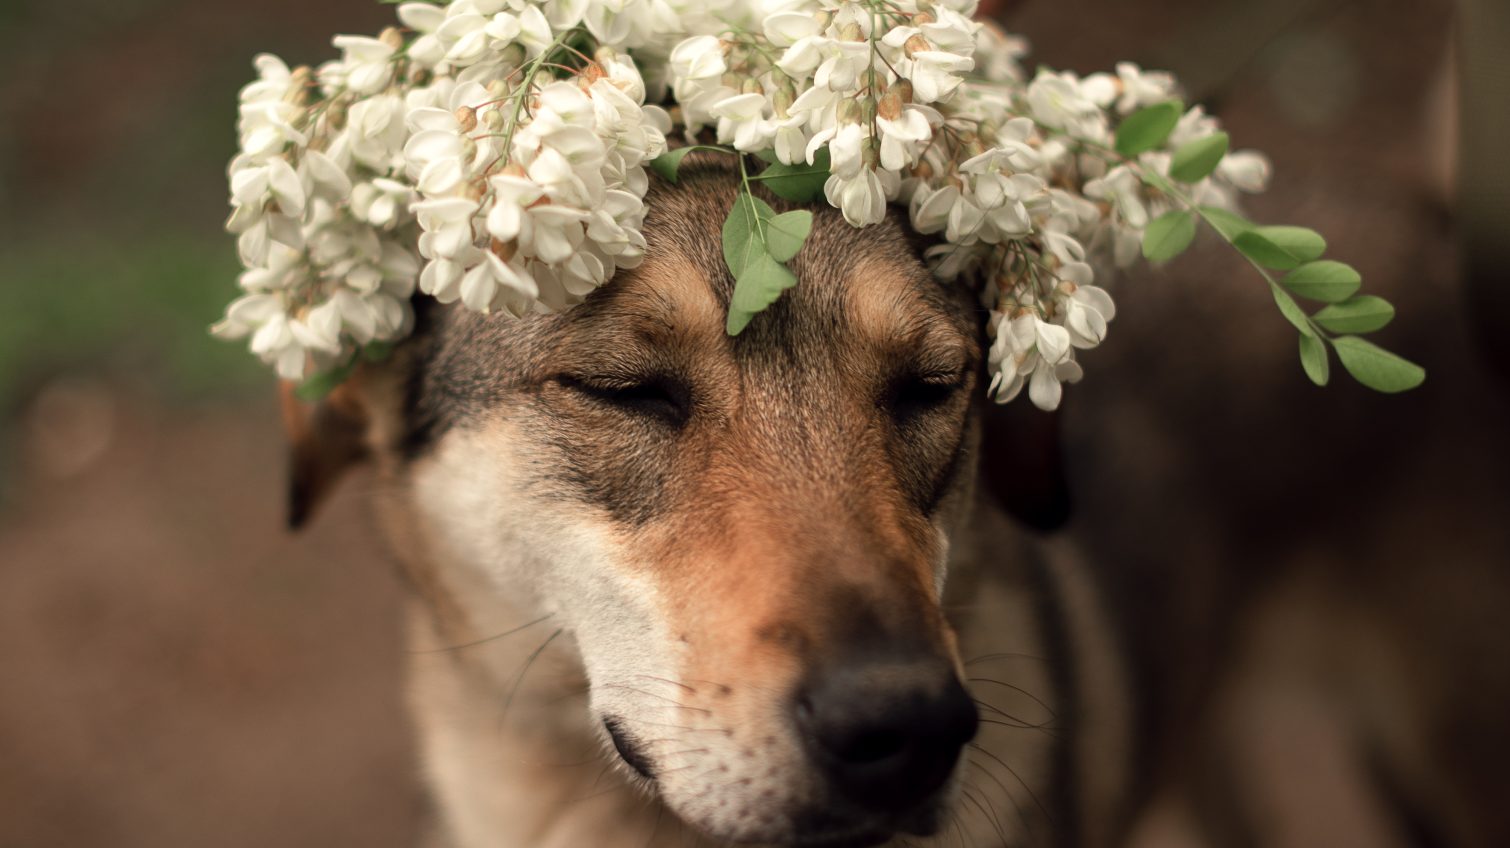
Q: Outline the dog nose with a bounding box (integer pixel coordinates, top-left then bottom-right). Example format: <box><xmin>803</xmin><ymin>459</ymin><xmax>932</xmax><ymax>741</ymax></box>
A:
<box><xmin>794</xmin><ymin>656</ymin><xmax>978</xmax><ymax>811</ymax></box>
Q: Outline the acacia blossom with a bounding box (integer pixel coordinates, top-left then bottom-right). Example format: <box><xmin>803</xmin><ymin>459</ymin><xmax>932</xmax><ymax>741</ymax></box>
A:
<box><xmin>218</xmin><ymin>0</ymin><xmax>1275</xmax><ymax>412</ymax></box>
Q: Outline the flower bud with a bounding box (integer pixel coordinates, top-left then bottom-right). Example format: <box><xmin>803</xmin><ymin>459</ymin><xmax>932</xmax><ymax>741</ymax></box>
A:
<box><xmin>500</xmin><ymin>43</ymin><xmax>527</xmax><ymax>67</ymax></box>
<box><xmin>860</xmin><ymin>95</ymin><xmax>877</xmax><ymax>124</ymax></box>
<box><xmin>840</xmin><ymin>22</ymin><xmax>865</xmax><ymax>42</ymax></box>
<box><xmin>838</xmin><ymin>99</ymin><xmax>862</xmax><ymax>125</ymax></box>
<box><xmin>285</xmin><ymin>66</ymin><xmax>313</xmax><ymax>106</ymax></box>
<box><xmin>481</xmin><ymin>108</ymin><xmax>504</xmax><ymax>130</ymax></box>
<box><xmin>904</xmin><ymin>35</ymin><xmax>932</xmax><ymax>58</ymax></box>
<box><xmin>325</xmin><ymin>102</ymin><xmax>348</xmax><ymax>130</ymax></box>
<box><xmin>772</xmin><ymin>79</ymin><xmax>797</xmax><ymax>117</ymax></box>
<box><xmin>455</xmin><ymin>106</ymin><xmax>478</xmax><ymax>133</ymax></box>
<box><xmin>379</xmin><ymin>27</ymin><xmax>404</xmax><ymax>52</ymax></box>
<box><xmin>890</xmin><ymin>79</ymin><xmax>914</xmax><ymax>105</ymax></box>
<box><xmin>487</xmin><ymin>79</ymin><xmax>511</xmax><ymax>99</ymax></box>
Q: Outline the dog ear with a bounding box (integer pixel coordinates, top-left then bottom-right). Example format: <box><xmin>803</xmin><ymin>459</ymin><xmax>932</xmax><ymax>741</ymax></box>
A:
<box><xmin>979</xmin><ymin>400</ymin><xmax>1073</xmax><ymax>533</ymax></box>
<box><xmin>280</xmin><ymin>378</ymin><xmax>371</xmax><ymax>531</ymax></box>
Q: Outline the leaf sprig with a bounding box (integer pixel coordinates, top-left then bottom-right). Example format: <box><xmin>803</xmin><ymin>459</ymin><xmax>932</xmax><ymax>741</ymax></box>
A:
<box><xmin>1116</xmin><ymin>102</ymin><xmax>1424</xmax><ymax>393</ymax></box>
<box><xmin>651</xmin><ymin>146</ymin><xmax>825</xmax><ymax>335</ymax></box>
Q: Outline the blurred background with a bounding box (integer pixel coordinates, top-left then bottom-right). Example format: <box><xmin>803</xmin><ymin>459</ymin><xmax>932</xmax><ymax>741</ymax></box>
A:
<box><xmin>0</xmin><ymin>0</ymin><xmax>1504</xmax><ymax>846</ymax></box>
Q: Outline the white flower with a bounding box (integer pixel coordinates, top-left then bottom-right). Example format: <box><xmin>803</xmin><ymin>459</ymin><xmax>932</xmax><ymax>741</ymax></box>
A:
<box><xmin>905</xmin><ymin>50</ymin><xmax>973</xmax><ymax>103</ymax></box>
<box><xmin>459</xmin><ymin>250</ymin><xmax>540</xmax><ymax>314</ymax></box>
<box><xmin>825</xmin><ymin>169</ymin><xmax>886</xmax><ymax>227</ymax></box>
<box><xmin>670</xmin><ymin>35</ymin><xmax>726</xmax><ymax>82</ymax></box>
<box><xmin>330</xmin><ymin>35</ymin><xmax>396</xmax><ymax>95</ymax></box>
<box><xmin>397</xmin><ymin>3</ymin><xmax>448</xmax><ymax>67</ymax></box>
<box><xmin>1084</xmin><ymin>165</ymin><xmax>1149</xmax><ymax>229</ymax></box>
<box><xmin>987</xmin><ymin>313</ymin><xmax>1080</xmax><ymax>410</ymax></box>
<box><xmin>1219</xmin><ymin>150</ymin><xmax>1271</xmax><ymax>192</ymax></box>
<box><xmin>711</xmin><ymin>92</ymin><xmax>773</xmax><ymax>151</ymax></box>
<box><xmin>1026</xmin><ymin>70</ymin><xmax>1104</xmax><ymax>138</ymax></box>
<box><xmin>876</xmin><ymin>106</ymin><xmax>932</xmax><ymax>171</ymax></box>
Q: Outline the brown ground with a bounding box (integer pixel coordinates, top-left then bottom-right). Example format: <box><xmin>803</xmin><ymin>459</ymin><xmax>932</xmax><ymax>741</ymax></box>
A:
<box><xmin>0</xmin><ymin>398</ymin><xmax>424</xmax><ymax>848</ymax></box>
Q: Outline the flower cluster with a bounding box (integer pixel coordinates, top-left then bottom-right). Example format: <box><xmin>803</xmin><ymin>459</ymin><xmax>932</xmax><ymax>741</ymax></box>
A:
<box><xmin>217</xmin><ymin>0</ymin><xmax>1297</xmax><ymax>409</ymax></box>
<box><xmin>669</xmin><ymin>0</ymin><xmax>980</xmax><ymax>228</ymax></box>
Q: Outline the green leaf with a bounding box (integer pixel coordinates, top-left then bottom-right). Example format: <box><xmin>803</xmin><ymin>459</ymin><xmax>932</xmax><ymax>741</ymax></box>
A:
<box><xmin>757</xmin><ymin>148</ymin><xmax>831</xmax><ymax>202</ymax></box>
<box><xmin>1169</xmin><ymin>132</ymin><xmax>1229</xmax><ymax>183</ymax></box>
<box><xmin>1114</xmin><ymin>101</ymin><xmax>1184</xmax><ymax>157</ymax></box>
<box><xmin>727</xmin><ymin>252</ymin><xmax>798</xmax><ymax>336</ymax></box>
<box><xmin>1269</xmin><ymin>281</ymin><xmax>1316</xmax><ymax>338</ymax></box>
<box><xmin>1198</xmin><ymin>206</ymin><xmax>1253</xmax><ymax>240</ymax></box>
<box><xmin>294</xmin><ymin>361</ymin><xmax>356</xmax><ymax>402</ymax></box>
<box><xmin>1312</xmin><ymin>295</ymin><xmax>1395</xmax><ymax>334</ymax></box>
<box><xmin>363</xmin><ymin>341</ymin><xmax>395</xmax><ymax>362</ymax></box>
<box><xmin>1298</xmin><ymin>334</ymin><xmax>1329</xmax><ymax>386</ymax></box>
<box><xmin>649</xmin><ymin>147</ymin><xmax>699</xmax><ymax>184</ymax></box>
<box><xmin>1282</xmin><ymin>260</ymin><xmax>1361</xmax><ymax>303</ymax></box>
<box><xmin>765</xmin><ymin>210</ymin><xmax>812</xmax><ymax>262</ymax></box>
<box><xmin>1332</xmin><ymin>336</ymin><xmax>1425</xmax><ymax>393</ymax></box>
<box><xmin>1142</xmin><ymin>209</ymin><xmax>1197</xmax><ymax>262</ymax></box>
<box><xmin>1233</xmin><ymin>226</ymin><xmax>1327</xmax><ymax>270</ymax></box>
<box><xmin>722</xmin><ymin>192</ymin><xmax>775</xmax><ymax>279</ymax></box>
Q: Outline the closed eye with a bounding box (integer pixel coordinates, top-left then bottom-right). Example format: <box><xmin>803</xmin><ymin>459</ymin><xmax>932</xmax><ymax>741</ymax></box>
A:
<box><xmin>885</xmin><ymin>371</ymin><xmax>967</xmax><ymax>421</ymax></box>
<box><xmin>558</xmin><ymin>374</ymin><xmax>691</xmax><ymax>426</ymax></box>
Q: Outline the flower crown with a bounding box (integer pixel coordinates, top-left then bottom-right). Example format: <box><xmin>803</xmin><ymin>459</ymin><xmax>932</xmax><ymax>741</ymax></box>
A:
<box><xmin>213</xmin><ymin>0</ymin><xmax>1424</xmax><ymax>408</ymax></box>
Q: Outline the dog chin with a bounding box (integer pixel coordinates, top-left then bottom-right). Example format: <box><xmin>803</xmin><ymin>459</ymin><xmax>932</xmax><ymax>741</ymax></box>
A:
<box><xmin>683</xmin><ymin>796</ymin><xmax>950</xmax><ymax>848</ymax></box>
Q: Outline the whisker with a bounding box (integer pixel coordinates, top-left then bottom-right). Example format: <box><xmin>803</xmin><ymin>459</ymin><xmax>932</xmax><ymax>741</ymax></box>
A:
<box><xmin>965</xmin><ymin>677</ymin><xmax>1058</xmax><ymax>719</ymax></box>
<box><xmin>963</xmin><ymin>651</ymin><xmax>1048</xmax><ymax>666</ymax></box>
<box><xmin>642</xmin><ymin>796</ymin><xmax>666</xmax><ymax>848</ymax></box>
<box><xmin>968</xmin><ymin>742</ymin><xmax>1052</xmax><ymax>824</ymax></box>
<box><xmin>959</xmin><ymin>781</ymin><xmax>1010</xmax><ymax>847</ymax></box>
<box><xmin>501</xmin><ymin>627</ymin><xmax>565</xmax><ymax>719</ymax></box>
<box><xmin>602</xmin><ymin>683</ymin><xmax>713</xmax><ymax>714</ymax></box>
<box><xmin>967</xmin><ymin>764</ymin><xmax>1029</xmax><ymax>836</ymax></box>
<box><xmin>629</xmin><ymin>673</ymin><xmax>698</xmax><ymax>693</ymax></box>
<box><xmin>412</xmin><ymin>613</ymin><xmax>554</xmax><ymax>654</ymax></box>
<box><xmin>622</xmin><ymin>717</ymin><xmax>730</xmax><ymax>735</ymax></box>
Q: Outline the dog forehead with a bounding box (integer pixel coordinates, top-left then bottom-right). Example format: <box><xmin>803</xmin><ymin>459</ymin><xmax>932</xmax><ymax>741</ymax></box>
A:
<box><xmin>632</xmin><ymin>163</ymin><xmax>974</xmax><ymax>355</ymax></box>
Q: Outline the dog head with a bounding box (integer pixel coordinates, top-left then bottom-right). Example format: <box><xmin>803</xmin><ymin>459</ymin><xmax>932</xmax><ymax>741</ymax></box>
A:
<box><xmin>290</xmin><ymin>161</ymin><xmax>992</xmax><ymax>846</ymax></box>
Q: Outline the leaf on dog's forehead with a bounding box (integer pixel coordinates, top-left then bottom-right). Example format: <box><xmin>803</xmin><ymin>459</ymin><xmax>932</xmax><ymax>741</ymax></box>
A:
<box><xmin>722</xmin><ymin>192</ymin><xmax>773</xmax><ymax>279</ymax></box>
<box><xmin>758</xmin><ymin>148</ymin><xmax>831</xmax><ymax>202</ymax></box>
<box><xmin>649</xmin><ymin>147</ymin><xmax>698</xmax><ymax>184</ymax></box>
<box><xmin>727</xmin><ymin>251</ymin><xmax>797</xmax><ymax>335</ymax></box>
<box><xmin>765</xmin><ymin>210</ymin><xmax>812</xmax><ymax>262</ymax></box>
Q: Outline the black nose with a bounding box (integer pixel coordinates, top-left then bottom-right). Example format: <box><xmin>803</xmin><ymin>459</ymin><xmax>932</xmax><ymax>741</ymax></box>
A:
<box><xmin>794</xmin><ymin>656</ymin><xmax>978</xmax><ymax>812</ymax></box>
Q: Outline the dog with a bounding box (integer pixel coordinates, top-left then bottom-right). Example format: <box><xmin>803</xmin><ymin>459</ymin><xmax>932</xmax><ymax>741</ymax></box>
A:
<box><xmin>282</xmin><ymin>158</ymin><xmax>1121</xmax><ymax>848</ymax></box>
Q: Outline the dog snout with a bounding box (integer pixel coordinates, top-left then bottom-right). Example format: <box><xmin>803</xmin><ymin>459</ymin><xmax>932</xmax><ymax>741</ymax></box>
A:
<box><xmin>794</xmin><ymin>654</ymin><xmax>978</xmax><ymax>815</ymax></box>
